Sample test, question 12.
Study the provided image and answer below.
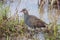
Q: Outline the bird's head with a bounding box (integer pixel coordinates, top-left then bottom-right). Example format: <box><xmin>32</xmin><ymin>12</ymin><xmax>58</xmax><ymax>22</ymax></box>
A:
<box><xmin>20</xmin><ymin>8</ymin><xmax>29</xmax><ymax>15</ymax></box>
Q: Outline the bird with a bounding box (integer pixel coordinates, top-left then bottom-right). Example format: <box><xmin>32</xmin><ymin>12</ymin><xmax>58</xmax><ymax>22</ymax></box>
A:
<box><xmin>20</xmin><ymin>8</ymin><xmax>47</xmax><ymax>29</ymax></box>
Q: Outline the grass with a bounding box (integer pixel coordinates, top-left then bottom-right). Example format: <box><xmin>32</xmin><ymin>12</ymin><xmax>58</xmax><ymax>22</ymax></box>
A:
<box><xmin>0</xmin><ymin>2</ymin><xmax>60</xmax><ymax>40</ymax></box>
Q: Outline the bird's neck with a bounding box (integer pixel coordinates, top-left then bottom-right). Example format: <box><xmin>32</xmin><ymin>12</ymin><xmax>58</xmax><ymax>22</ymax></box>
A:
<box><xmin>24</xmin><ymin>14</ymin><xmax>29</xmax><ymax>21</ymax></box>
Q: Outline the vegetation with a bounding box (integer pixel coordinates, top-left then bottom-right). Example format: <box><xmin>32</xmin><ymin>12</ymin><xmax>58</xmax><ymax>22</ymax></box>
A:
<box><xmin>0</xmin><ymin>0</ymin><xmax>60</xmax><ymax>40</ymax></box>
<box><xmin>38</xmin><ymin>0</ymin><xmax>60</xmax><ymax>40</ymax></box>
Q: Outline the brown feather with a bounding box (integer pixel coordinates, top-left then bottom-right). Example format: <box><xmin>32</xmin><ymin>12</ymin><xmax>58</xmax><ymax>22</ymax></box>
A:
<box><xmin>28</xmin><ymin>15</ymin><xmax>46</xmax><ymax>28</ymax></box>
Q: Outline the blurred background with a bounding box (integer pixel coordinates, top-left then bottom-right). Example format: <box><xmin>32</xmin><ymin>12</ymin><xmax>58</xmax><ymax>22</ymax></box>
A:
<box><xmin>0</xmin><ymin>0</ymin><xmax>60</xmax><ymax>40</ymax></box>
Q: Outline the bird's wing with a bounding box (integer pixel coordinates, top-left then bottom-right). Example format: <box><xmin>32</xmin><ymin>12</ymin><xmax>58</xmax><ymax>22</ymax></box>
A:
<box><xmin>28</xmin><ymin>15</ymin><xmax>47</xmax><ymax>27</ymax></box>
